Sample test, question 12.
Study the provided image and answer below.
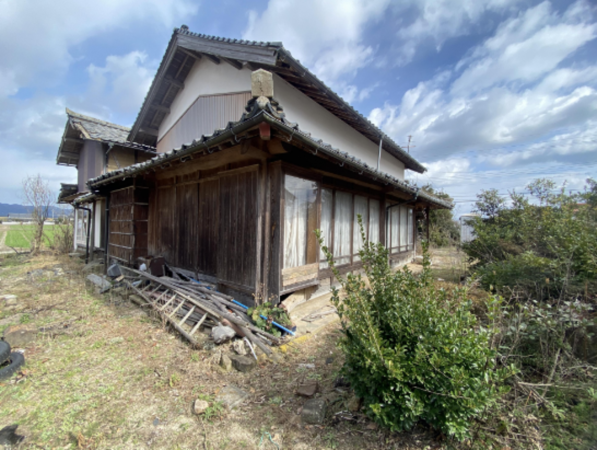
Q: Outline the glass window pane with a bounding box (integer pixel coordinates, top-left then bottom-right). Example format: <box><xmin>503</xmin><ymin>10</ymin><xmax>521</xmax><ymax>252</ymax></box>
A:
<box><xmin>320</xmin><ymin>188</ymin><xmax>333</xmax><ymax>269</ymax></box>
<box><xmin>369</xmin><ymin>199</ymin><xmax>380</xmax><ymax>244</ymax></box>
<box><xmin>391</xmin><ymin>207</ymin><xmax>399</xmax><ymax>252</ymax></box>
<box><xmin>353</xmin><ymin>195</ymin><xmax>368</xmax><ymax>261</ymax></box>
<box><xmin>400</xmin><ymin>206</ymin><xmax>408</xmax><ymax>249</ymax></box>
<box><xmin>284</xmin><ymin>175</ymin><xmax>318</xmax><ymax>268</ymax></box>
<box><xmin>333</xmin><ymin>191</ymin><xmax>352</xmax><ymax>265</ymax></box>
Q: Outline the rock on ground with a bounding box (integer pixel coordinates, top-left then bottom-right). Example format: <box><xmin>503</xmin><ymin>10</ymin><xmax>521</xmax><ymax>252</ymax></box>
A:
<box><xmin>232</xmin><ymin>339</ymin><xmax>248</xmax><ymax>356</ymax></box>
<box><xmin>230</xmin><ymin>355</ymin><xmax>256</xmax><ymax>373</ymax></box>
<box><xmin>215</xmin><ymin>386</ymin><xmax>249</xmax><ymax>410</ymax></box>
<box><xmin>296</xmin><ymin>382</ymin><xmax>318</xmax><ymax>398</ymax></box>
<box><xmin>220</xmin><ymin>354</ymin><xmax>233</xmax><ymax>372</ymax></box>
<box><xmin>211</xmin><ymin>325</ymin><xmax>236</xmax><ymax>344</ymax></box>
<box><xmin>302</xmin><ymin>398</ymin><xmax>327</xmax><ymax>424</ymax></box>
<box><xmin>193</xmin><ymin>399</ymin><xmax>209</xmax><ymax>415</ymax></box>
<box><xmin>3</xmin><ymin>324</ymin><xmax>37</xmax><ymax>348</ymax></box>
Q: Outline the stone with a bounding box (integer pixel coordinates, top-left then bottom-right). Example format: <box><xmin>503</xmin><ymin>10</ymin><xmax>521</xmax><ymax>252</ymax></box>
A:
<box><xmin>193</xmin><ymin>399</ymin><xmax>209</xmax><ymax>415</ymax></box>
<box><xmin>3</xmin><ymin>324</ymin><xmax>37</xmax><ymax>348</ymax></box>
<box><xmin>296</xmin><ymin>382</ymin><xmax>318</xmax><ymax>398</ymax></box>
<box><xmin>230</xmin><ymin>354</ymin><xmax>256</xmax><ymax>373</ymax></box>
<box><xmin>220</xmin><ymin>354</ymin><xmax>233</xmax><ymax>372</ymax></box>
<box><xmin>215</xmin><ymin>385</ymin><xmax>249</xmax><ymax>410</ymax></box>
<box><xmin>211</xmin><ymin>349</ymin><xmax>222</xmax><ymax>365</ymax></box>
<box><xmin>347</xmin><ymin>395</ymin><xmax>362</xmax><ymax>412</ymax></box>
<box><xmin>1</xmin><ymin>295</ymin><xmax>19</xmax><ymax>312</ymax></box>
<box><xmin>232</xmin><ymin>339</ymin><xmax>248</xmax><ymax>356</ymax></box>
<box><xmin>251</xmin><ymin>69</ymin><xmax>274</xmax><ymax>98</ymax></box>
<box><xmin>302</xmin><ymin>398</ymin><xmax>327</xmax><ymax>424</ymax></box>
<box><xmin>86</xmin><ymin>274</ymin><xmax>112</xmax><ymax>293</ymax></box>
<box><xmin>211</xmin><ymin>325</ymin><xmax>236</xmax><ymax>344</ymax></box>
<box><xmin>107</xmin><ymin>264</ymin><xmax>122</xmax><ymax>277</ymax></box>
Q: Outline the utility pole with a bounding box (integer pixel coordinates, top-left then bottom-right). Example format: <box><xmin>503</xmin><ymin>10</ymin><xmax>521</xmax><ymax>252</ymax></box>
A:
<box><xmin>405</xmin><ymin>135</ymin><xmax>416</xmax><ymax>153</ymax></box>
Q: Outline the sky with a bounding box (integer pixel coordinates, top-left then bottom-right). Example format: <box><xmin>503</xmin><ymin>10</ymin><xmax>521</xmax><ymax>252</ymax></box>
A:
<box><xmin>0</xmin><ymin>0</ymin><xmax>595</xmax><ymax>217</ymax></box>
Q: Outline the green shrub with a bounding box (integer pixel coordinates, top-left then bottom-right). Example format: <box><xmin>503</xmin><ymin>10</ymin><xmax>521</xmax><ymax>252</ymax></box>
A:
<box><xmin>318</xmin><ymin>222</ymin><xmax>510</xmax><ymax>440</ymax></box>
<box><xmin>463</xmin><ymin>178</ymin><xmax>597</xmax><ymax>301</ymax></box>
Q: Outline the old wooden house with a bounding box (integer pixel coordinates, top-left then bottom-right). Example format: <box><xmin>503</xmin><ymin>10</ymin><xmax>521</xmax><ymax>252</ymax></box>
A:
<box><xmin>57</xmin><ymin>25</ymin><xmax>450</xmax><ymax>305</ymax></box>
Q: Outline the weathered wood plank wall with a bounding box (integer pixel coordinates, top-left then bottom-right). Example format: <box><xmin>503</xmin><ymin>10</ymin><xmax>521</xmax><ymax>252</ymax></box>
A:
<box><xmin>147</xmin><ymin>164</ymin><xmax>259</xmax><ymax>293</ymax></box>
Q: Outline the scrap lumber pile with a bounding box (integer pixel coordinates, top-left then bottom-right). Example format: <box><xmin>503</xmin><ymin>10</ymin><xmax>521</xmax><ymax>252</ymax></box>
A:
<box><xmin>119</xmin><ymin>266</ymin><xmax>282</xmax><ymax>354</ymax></box>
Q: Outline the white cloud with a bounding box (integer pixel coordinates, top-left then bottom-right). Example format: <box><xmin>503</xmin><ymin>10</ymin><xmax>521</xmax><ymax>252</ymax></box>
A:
<box><xmin>0</xmin><ymin>0</ymin><xmax>199</xmax><ymax>203</ymax></box>
<box><xmin>451</xmin><ymin>1</ymin><xmax>597</xmax><ymax>95</ymax></box>
<box><xmin>243</xmin><ymin>0</ymin><xmax>390</xmax><ymax>87</ymax></box>
<box><xmin>0</xmin><ymin>0</ymin><xmax>198</xmax><ymax>95</ymax></box>
<box><xmin>87</xmin><ymin>51</ymin><xmax>155</xmax><ymax>114</ymax></box>
<box><xmin>370</xmin><ymin>1</ymin><xmax>597</xmax><ymax>163</ymax></box>
<box><xmin>393</xmin><ymin>0</ymin><xmax>523</xmax><ymax>65</ymax></box>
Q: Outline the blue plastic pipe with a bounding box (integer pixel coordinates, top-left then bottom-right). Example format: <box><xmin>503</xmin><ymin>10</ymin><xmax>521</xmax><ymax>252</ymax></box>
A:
<box><xmin>189</xmin><ymin>278</ymin><xmax>295</xmax><ymax>336</ymax></box>
<box><xmin>230</xmin><ymin>299</ymin><xmax>295</xmax><ymax>336</ymax></box>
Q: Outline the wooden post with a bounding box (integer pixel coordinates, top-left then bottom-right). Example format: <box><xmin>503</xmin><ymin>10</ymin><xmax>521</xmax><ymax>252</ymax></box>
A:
<box><xmin>425</xmin><ymin>206</ymin><xmax>430</xmax><ymax>242</ymax></box>
<box><xmin>90</xmin><ymin>201</ymin><xmax>96</xmax><ymax>261</ymax></box>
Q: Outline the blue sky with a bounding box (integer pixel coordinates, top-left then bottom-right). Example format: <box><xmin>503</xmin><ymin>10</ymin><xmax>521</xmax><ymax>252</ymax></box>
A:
<box><xmin>1</xmin><ymin>0</ymin><xmax>596</xmax><ymax>218</ymax></box>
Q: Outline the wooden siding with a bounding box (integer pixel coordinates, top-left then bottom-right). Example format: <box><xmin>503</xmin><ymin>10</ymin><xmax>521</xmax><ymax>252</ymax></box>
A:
<box><xmin>147</xmin><ymin>164</ymin><xmax>259</xmax><ymax>291</ymax></box>
<box><xmin>108</xmin><ymin>186</ymin><xmax>149</xmax><ymax>264</ymax></box>
<box><xmin>217</xmin><ymin>167</ymin><xmax>258</xmax><ymax>289</ymax></box>
<box><xmin>156</xmin><ymin>91</ymin><xmax>252</xmax><ymax>153</ymax></box>
<box><xmin>198</xmin><ymin>178</ymin><xmax>219</xmax><ymax>276</ymax></box>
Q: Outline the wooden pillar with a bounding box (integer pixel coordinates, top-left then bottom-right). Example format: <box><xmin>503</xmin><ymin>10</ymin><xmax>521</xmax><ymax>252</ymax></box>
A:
<box><xmin>267</xmin><ymin>161</ymin><xmax>282</xmax><ymax>304</ymax></box>
<box><xmin>90</xmin><ymin>201</ymin><xmax>96</xmax><ymax>261</ymax></box>
<box><xmin>425</xmin><ymin>206</ymin><xmax>430</xmax><ymax>242</ymax></box>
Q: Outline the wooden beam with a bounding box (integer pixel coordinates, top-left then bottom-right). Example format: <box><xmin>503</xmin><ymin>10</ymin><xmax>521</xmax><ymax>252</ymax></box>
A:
<box><xmin>202</xmin><ymin>53</ymin><xmax>221</xmax><ymax>65</ymax></box>
<box><xmin>139</xmin><ymin>127</ymin><xmax>159</xmax><ymax>137</ymax></box>
<box><xmin>151</xmin><ymin>103</ymin><xmax>170</xmax><ymax>114</ymax></box>
<box><xmin>164</xmin><ymin>76</ymin><xmax>184</xmax><ymax>89</ymax></box>
<box><xmin>63</xmin><ymin>137</ymin><xmax>84</xmax><ymax>145</ymax></box>
<box><xmin>221</xmin><ymin>57</ymin><xmax>243</xmax><ymax>70</ymax></box>
<box><xmin>178</xmin><ymin>48</ymin><xmax>202</xmax><ymax>61</ymax></box>
<box><xmin>174</xmin><ymin>55</ymin><xmax>190</xmax><ymax>79</ymax></box>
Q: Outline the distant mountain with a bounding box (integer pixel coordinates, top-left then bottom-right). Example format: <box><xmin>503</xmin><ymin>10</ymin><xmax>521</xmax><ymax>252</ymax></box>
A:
<box><xmin>0</xmin><ymin>203</ymin><xmax>73</xmax><ymax>218</ymax></box>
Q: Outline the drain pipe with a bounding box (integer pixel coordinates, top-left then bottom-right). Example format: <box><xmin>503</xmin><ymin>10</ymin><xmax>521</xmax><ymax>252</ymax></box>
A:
<box><xmin>385</xmin><ymin>188</ymin><xmax>420</xmax><ymax>247</ymax></box>
<box><xmin>74</xmin><ymin>204</ymin><xmax>92</xmax><ymax>264</ymax></box>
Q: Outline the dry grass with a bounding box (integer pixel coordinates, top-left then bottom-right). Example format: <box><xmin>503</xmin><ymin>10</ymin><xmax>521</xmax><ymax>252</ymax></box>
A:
<box><xmin>0</xmin><ymin>253</ymin><xmax>448</xmax><ymax>450</ymax></box>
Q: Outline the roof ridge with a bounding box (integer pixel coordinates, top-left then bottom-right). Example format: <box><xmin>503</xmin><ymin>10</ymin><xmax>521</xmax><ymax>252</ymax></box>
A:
<box><xmin>65</xmin><ymin>108</ymin><xmax>131</xmax><ymax>132</ymax></box>
<box><xmin>175</xmin><ymin>25</ymin><xmax>283</xmax><ymax>48</ymax></box>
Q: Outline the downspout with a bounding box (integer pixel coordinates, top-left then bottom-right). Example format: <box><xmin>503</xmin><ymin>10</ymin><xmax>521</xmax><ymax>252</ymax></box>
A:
<box><xmin>385</xmin><ymin>188</ymin><xmax>420</xmax><ymax>247</ymax></box>
<box><xmin>74</xmin><ymin>204</ymin><xmax>92</xmax><ymax>264</ymax></box>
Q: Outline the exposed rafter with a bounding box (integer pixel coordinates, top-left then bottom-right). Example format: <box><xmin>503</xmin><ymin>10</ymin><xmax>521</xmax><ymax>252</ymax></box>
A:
<box><xmin>202</xmin><ymin>53</ymin><xmax>221</xmax><ymax>65</ymax></box>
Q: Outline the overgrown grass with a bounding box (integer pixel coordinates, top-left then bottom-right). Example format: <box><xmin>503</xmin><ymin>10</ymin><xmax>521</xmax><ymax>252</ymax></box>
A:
<box><xmin>4</xmin><ymin>224</ymin><xmax>55</xmax><ymax>248</ymax></box>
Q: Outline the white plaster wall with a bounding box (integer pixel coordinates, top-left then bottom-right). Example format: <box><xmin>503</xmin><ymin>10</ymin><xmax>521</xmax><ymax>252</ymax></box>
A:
<box><xmin>159</xmin><ymin>61</ymin><xmax>406</xmax><ymax>180</ymax></box>
<box><xmin>274</xmin><ymin>74</ymin><xmax>405</xmax><ymax>180</ymax></box>
<box><xmin>159</xmin><ymin>58</ymin><xmax>252</xmax><ymax>138</ymax></box>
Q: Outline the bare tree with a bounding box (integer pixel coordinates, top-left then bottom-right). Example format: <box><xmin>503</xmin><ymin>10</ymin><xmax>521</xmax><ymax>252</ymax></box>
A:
<box><xmin>22</xmin><ymin>174</ymin><xmax>54</xmax><ymax>255</ymax></box>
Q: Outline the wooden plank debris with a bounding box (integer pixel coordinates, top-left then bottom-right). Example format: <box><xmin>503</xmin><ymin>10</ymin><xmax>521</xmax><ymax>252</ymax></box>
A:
<box><xmin>119</xmin><ymin>266</ymin><xmax>282</xmax><ymax>353</ymax></box>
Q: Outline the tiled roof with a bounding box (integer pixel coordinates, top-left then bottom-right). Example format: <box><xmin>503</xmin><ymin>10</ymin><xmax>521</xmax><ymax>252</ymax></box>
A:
<box><xmin>89</xmin><ymin>97</ymin><xmax>451</xmax><ymax>210</ymax></box>
<box><xmin>176</xmin><ymin>24</ymin><xmax>283</xmax><ymax>48</ymax></box>
<box><xmin>127</xmin><ymin>26</ymin><xmax>426</xmax><ymax>173</ymax></box>
<box><xmin>66</xmin><ymin>109</ymin><xmax>156</xmax><ymax>152</ymax></box>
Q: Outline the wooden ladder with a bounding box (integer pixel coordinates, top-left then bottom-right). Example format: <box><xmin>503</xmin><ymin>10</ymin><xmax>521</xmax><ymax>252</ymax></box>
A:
<box><xmin>129</xmin><ymin>278</ymin><xmax>210</xmax><ymax>346</ymax></box>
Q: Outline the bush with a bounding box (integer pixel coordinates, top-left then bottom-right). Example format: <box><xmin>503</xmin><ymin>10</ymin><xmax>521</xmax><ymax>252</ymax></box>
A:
<box><xmin>52</xmin><ymin>221</ymin><xmax>74</xmax><ymax>254</ymax></box>
<box><xmin>463</xmin><ymin>179</ymin><xmax>597</xmax><ymax>301</ymax></box>
<box><xmin>318</xmin><ymin>222</ymin><xmax>510</xmax><ymax>440</ymax></box>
